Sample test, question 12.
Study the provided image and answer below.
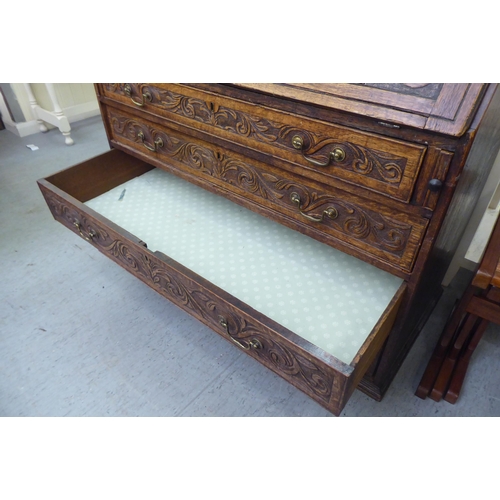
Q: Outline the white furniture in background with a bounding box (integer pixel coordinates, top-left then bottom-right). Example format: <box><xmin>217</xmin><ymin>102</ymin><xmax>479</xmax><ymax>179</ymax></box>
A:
<box><xmin>464</xmin><ymin>187</ymin><xmax>500</xmax><ymax>265</ymax></box>
<box><xmin>443</xmin><ymin>149</ymin><xmax>500</xmax><ymax>286</ymax></box>
<box><xmin>1</xmin><ymin>83</ymin><xmax>100</xmax><ymax>139</ymax></box>
<box><xmin>24</xmin><ymin>83</ymin><xmax>74</xmax><ymax>145</ymax></box>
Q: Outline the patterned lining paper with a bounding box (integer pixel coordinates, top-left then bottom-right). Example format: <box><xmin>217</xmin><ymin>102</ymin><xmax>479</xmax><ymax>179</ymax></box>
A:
<box><xmin>86</xmin><ymin>168</ymin><xmax>403</xmax><ymax>364</ymax></box>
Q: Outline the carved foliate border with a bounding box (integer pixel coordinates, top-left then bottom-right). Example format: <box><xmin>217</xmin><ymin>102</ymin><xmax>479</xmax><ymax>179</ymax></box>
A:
<box><xmin>110</xmin><ymin>112</ymin><xmax>415</xmax><ymax>260</ymax></box>
<box><xmin>41</xmin><ymin>185</ymin><xmax>338</xmax><ymax>404</ymax></box>
<box><xmin>105</xmin><ymin>84</ymin><xmax>408</xmax><ymax>187</ymax></box>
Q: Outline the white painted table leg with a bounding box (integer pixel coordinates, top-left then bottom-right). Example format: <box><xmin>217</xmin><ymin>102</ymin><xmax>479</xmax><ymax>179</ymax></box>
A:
<box><xmin>45</xmin><ymin>83</ymin><xmax>73</xmax><ymax>145</ymax></box>
<box><xmin>23</xmin><ymin>83</ymin><xmax>48</xmax><ymax>132</ymax></box>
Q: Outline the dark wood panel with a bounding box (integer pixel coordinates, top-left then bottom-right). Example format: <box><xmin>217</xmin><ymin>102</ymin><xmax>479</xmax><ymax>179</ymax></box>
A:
<box><xmin>473</xmin><ymin>197</ymin><xmax>500</xmax><ymax>288</ymax></box>
<box><xmin>68</xmin><ymin>83</ymin><xmax>500</xmax><ymax>411</ymax></box>
<box><xmin>104</xmin><ymin>105</ymin><xmax>429</xmax><ymax>273</ymax></box>
<box><xmin>186</xmin><ymin>83</ymin><xmax>464</xmax><ymax>150</ymax></box>
<box><xmin>232</xmin><ymin>83</ymin><xmax>487</xmax><ymax>136</ymax></box>
<box><xmin>45</xmin><ymin>148</ymin><xmax>153</xmax><ymax>202</ymax></box>
<box><xmin>100</xmin><ymin>83</ymin><xmax>427</xmax><ymax>203</ymax></box>
<box><xmin>468</xmin><ymin>296</ymin><xmax>500</xmax><ymax>325</ymax></box>
<box><xmin>284</xmin><ymin>83</ymin><xmax>438</xmax><ymax>113</ymax></box>
<box><xmin>363</xmin><ymin>84</ymin><xmax>500</xmax><ymax>397</ymax></box>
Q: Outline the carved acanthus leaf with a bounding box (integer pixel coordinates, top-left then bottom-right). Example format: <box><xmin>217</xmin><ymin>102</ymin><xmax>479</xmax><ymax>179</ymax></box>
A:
<box><xmin>105</xmin><ymin>85</ymin><xmax>409</xmax><ymax>187</ymax></box>
<box><xmin>43</xmin><ymin>188</ymin><xmax>335</xmax><ymax>402</ymax></box>
<box><xmin>109</xmin><ymin>112</ymin><xmax>412</xmax><ymax>257</ymax></box>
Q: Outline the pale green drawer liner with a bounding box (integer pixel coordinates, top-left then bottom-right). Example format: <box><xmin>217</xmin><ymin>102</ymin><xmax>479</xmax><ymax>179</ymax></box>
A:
<box><xmin>86</xmin><ymin>167</ymin><xmax>403</xmax><ymax>364</ymax></box>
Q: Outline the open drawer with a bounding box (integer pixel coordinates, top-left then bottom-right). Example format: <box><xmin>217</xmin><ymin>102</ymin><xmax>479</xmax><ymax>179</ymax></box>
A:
<box><xmin>38</xmin><ymin>149</ymin><xmax>406</xmax><ymax>415</ymax></box>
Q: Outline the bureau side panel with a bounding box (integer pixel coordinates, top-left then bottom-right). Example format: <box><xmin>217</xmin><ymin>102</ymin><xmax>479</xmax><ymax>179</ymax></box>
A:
<box><xmin>362</xmin><ymin>84</ymin><xmax>500</xmax><ymax>398</ymax></box>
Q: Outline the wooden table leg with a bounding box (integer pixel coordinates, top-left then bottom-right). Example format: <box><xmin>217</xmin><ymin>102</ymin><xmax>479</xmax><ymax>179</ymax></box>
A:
<box><xmin>415</xmin><ymin>284</ymin><xmax>477</xmax><ymax>399</ymax></box>
<box><xmin>429</xmin><ymin>312</ymin><xmax>480</xmax><ymax>401</ymax></box>
<box><xmin>444</xmin><ymin>318</ymin><xmax>490</xmax><ymax>403</ymax></box>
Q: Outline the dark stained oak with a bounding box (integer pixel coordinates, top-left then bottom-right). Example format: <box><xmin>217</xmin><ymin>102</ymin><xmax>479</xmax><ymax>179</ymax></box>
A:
<box><xmin>99</xmin><ymin>83</ymin><xmax>428</xmax><ymax>203</ymax></box>
<box><xmin>416</xmin><ymin>212</ymin><xmax>500</xmax><ymax>404</ymax></box>
<box><xmin>36</xmin><ymin>83</ymin><xmax>500</xmax><ymax>413</ymax></box>
<box><xmin>37</xmin><ymin>149</ymin><xmax>406</xmax><ymax>416</ymax></box>
<box><xmin>231</xmin><ymin>83</ymin><xmax>487</xmax><ymax>136</ymax></box>
<box><xmin>44</xmin><ymin>148</ymin><xmax>153</xmax><ymax>202</ymax></box>
<box><xmin>102</xmin><ymin>104</ymin><xmax>429</xmax><ymax>274</ymax></box>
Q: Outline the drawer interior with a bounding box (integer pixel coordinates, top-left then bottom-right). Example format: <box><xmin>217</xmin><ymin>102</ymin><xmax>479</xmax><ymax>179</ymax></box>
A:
<box><xmin>66</xmin><ymin>151</ymin><xmax>404</xmax><ymax>365</ymax></box>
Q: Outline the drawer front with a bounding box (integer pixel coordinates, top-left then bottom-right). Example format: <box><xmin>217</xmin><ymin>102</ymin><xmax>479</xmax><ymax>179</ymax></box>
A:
<box><xmin>38</xmin><ymin>150</ymin><xmax>406</xmax><ymax>415</ymax></box>
<box><xmin>38</xmin><ymin>175</ymin><xmax>359</xmax><ymax>415</ymax></box>
<box><xmin>104</xmin><ymin>105</ymin><xmax>428</xmax><ymax>273</ymax></box>
<box><xmin>99</xmin><ymin>83</ymin><xmax>428</xmax><ymax>203</ymax></box>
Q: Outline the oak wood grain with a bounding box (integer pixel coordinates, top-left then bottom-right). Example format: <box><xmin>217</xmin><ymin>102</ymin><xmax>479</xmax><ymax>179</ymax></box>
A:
<box><xmin>231</xmin><ymin>83</ymin><xmax>487</xmax><ymax>136</ymax></box>
<box><xmin>45</xmin><ymin>148</ymin><xmax>153</xmax><ymax>202</ymax></box>
<box><xmin>71</xmin><ymin>82</ymin><xmax>500</xmax><ymax>411</ymax></box>
<box><xmin>100</xmin><ymin>84</ymin><xmax>428</xmax><ymax>203</ymax></box>
<box><xmin>37</xmin><ymin>150</ymin><xmax>407</xmax><ymax>415</ymax></box>
<box><xmin>104</xmin><ymin>104</ymin><xmax>429</xmax><ymax>273</ymax></box>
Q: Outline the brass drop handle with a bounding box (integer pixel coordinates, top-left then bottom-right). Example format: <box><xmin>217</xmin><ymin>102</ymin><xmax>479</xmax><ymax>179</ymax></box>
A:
<box><xmin>137</xmin><ymin>130</ymin><xmax>163</xmax><ymax>152</ymax></box>
<box><xmin>290</xmin><ymin>192</ymin><xmax>338</xmax><ymax>222</ymax></box>
<box><xmin>73</xmin><ymin>221</ymin><xmax>96</xmax><ymax>241</ymax></box>
<box><xmin>218</xmin><ymin>315</ymin><xmax>262</xmax><ymax>351</ymax></box>
<box><xmin>123</xmin><ymin>84</ymin><xmax>152</xmax><ymax>107</ymax></box>
<box><xmin>292</xmin><ymin>135</ymin><xmax>346</xmax><ymax>167</ymax></box>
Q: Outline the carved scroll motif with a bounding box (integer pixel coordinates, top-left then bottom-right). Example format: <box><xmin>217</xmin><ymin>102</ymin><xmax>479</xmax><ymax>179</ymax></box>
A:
<box><xmin>43</xmin><ymin>187</ymin><xmax>335</xmax><ymax>402</ymax></box>
<box><xmin>105</xmin><ymin>84</ymin><xmax>408</xmax><ymax>187</ymax></box>
<box><xmin>348</xmin><ymin>144</ymin><xmax>403</xmax><ymax>184</ymax></box>
<box><xmin>110</xmin><ymin>113</ymin><xmax>412</xmax><ymax>257</ymax></box>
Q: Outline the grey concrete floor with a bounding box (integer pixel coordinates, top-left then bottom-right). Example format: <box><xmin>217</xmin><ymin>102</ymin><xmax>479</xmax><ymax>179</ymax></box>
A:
<box><xmin>1</xmin><ymin>115</ymin><xmax>500</xmax><ymax>417</ymax></box>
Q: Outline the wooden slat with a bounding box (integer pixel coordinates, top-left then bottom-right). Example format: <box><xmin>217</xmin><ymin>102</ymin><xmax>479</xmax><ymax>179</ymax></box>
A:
<box><xmin>285</xmin><ymin>83</ymin><xmax>436</xmax><ymax>114</ymax></box>
<box><xmin>45</xmin><ymin>149</ymin><xmax>153</xmax><ymax>202</ymax></box>
<box><xmin>443</xmin><ymin>318</ymin><xmax>489</xmax><ymax>404</ymax></box>
<box><xmin>233</xmin><ymin>83</ymin><xmax>428</xmax><ymax>128</ymax></box>
<box><xmin>234</xmin><ymin>83</ymin><xmax>487</xmax><ymax>137</ymax></box>
<box><xmin>425</xmin><ymin>84</ymin><xmax>485</xmax><ymax>136</ymax></box>
<box><xmin>428</xmin><ymin>83</ymin><xmax>468</xmax><ymax>120</ymax></box>
<box><xmin>415</xmin><ymin>284</ymin><xmax>477</xmax><ymax>399</ymax></box>
<box><xmin>468</xmin><ymin>295</ymin><xmax>500</xmax><ymax>324</ymax></box>
<box><xmin>473</xmin><ymin>207</ymin><xmax>500</xmax><ymax>288</ymax></box>
<box><xmin>490</xmin><ymin>261</ymin><xmax>500</xmax><ymax>288</ymax></box>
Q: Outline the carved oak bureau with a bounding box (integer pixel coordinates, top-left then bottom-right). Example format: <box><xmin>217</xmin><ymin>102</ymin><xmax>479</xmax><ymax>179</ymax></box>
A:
<box><xmin>38</xmin><ymin>83</ymin><xmax>500</xmax><ymax>415</ymax></box>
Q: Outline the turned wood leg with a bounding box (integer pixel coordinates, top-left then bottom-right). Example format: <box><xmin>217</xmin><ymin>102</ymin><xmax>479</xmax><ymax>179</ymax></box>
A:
<box><xmin>45</xmin><ymin>84</ymin><xmax>73</xmax><ymax>145</ymax></box>
<box><xmin>444</xmin><ymin>318</ymin><xmax>489</xmax><ymax>403</ymax></box>
<box><xmin>417</xmin><ymin>283</ymin><xmax>499</xmax><ymax>404</ymax></box>
<box><xmin>415</xmin><ymin>284</ymin><xmax>477</xmax><ymax>399</ymax></box>
<box><xmin>429</xmin><ymin>312</ymin><xmax>480</xmax><ymax>401</ymax></box>
<box><xmin>23</xmin><ymin>83</ymin><xmax>48</xmax><ymax>132</ymax></box>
